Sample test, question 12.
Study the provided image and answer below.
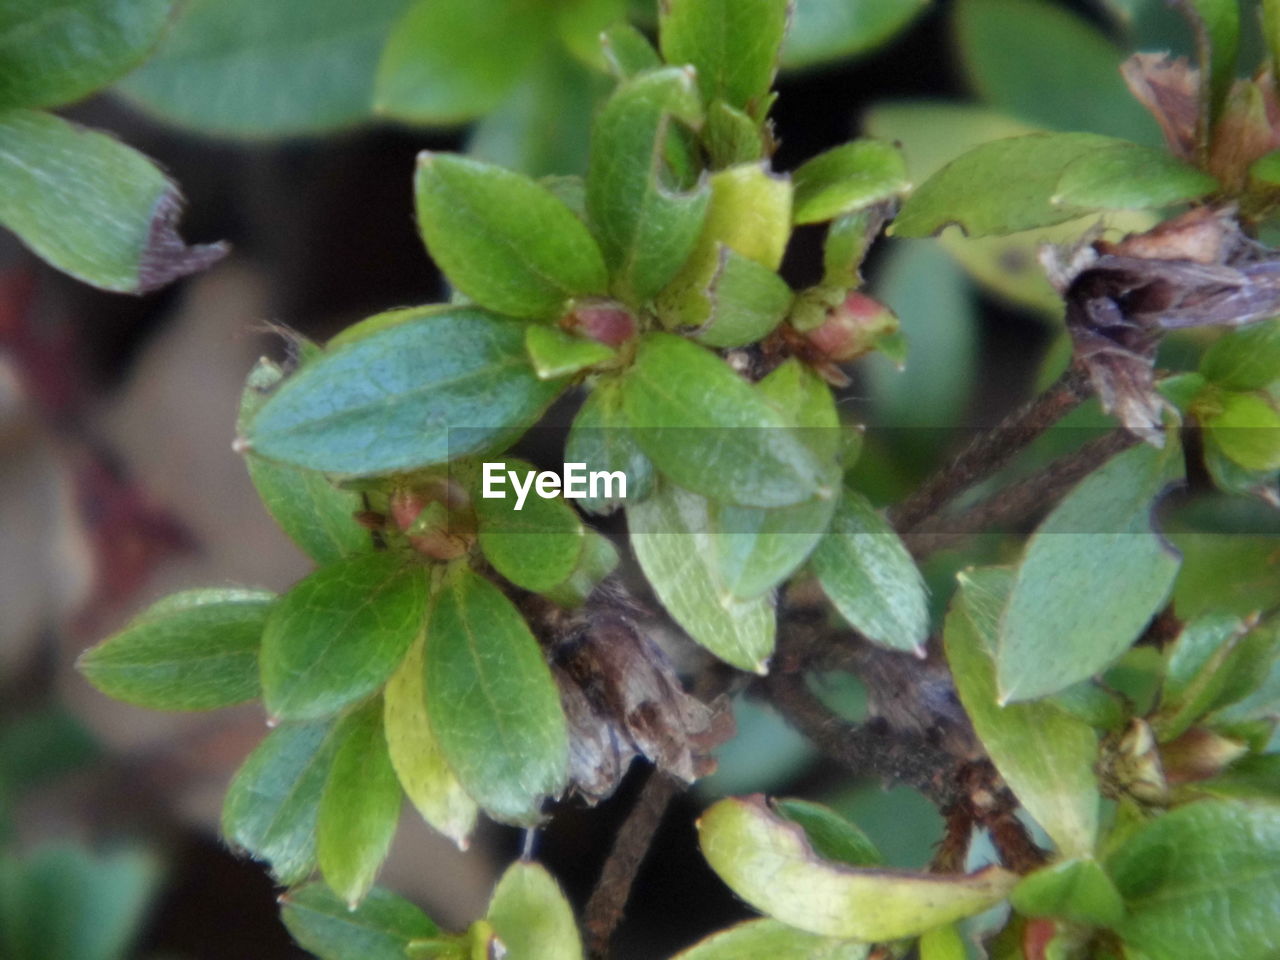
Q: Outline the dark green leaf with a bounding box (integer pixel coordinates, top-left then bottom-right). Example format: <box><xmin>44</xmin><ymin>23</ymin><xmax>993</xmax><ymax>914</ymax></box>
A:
<box><xmin>525</xmin><ymin>325</ymin><xmax>615</xmax><ymax>380</ymax></box>
<box><xmin>628</xmin><ymin>480</ymin><xmax>775</xmax><ymax>672</ymax></box>
<box><xmin>947</xmin><ymin>569</ymin><xmax>1100</xmax><ymax>857</ymax></box>
<box><xmin>119</xmin><ymin>0</ymin><xmax>409</xmax><ymax>136</ymax></box>
<box><xmin>79</xmin><ymin>588</ymin><xmax>273</xmax><ymax>711</ymax></box>
<box><xmin>565</xmin><ymin>378</ymin><xmax>655</xmax><ymax>514</ymax></box>
<box><xmin>956</xmin><ymin>0</ymin><xmax>1160</xmax><ymax>143</ymax></box>
<box><xmin>1108</xmin><ymin>800</ymin><xmax>1280</xmax><ymax>960</ymax></box>
<box><xmin>222</xmin><ymin>718</ymin><xmax>343</xmax><ymax>885</ymax></box>
<box><xmin>810</xmin><ymin>488</ymin><xmax>929</xmax><ymax>655</ymax></box>
<box><xmin>1009</xmin><ymin>858</ymin><xmax>1124</xmax><ymax>928</ymax></box>
<box><xmin>423</xmin><ymin>566</ymin><xmax>568</xmax><ymax>824</ymax></box>
<box><xmin>622</xmin><ymin>333</ymin><xmax>835</xmax><ymax>507</ymax></box>
<box><xmin>1197</xmin><ymin>753</ymin><xmax>1280</xmax><ymax>801</ymax></box>
<box><xmin>773</xmin><ymin>798</ymin><xmax>884</xmax><ymax>867</ymax></box>
<box><xmin>374</xmin><ymin>0</ymin><xmax>547</xmax><ymax>124</ymax></box>
<box><xmin>245</xmin><ymin>307</ymin><xmax>566</xmax><ymax>477</ymax></box>
<box><xmin>1200</xmin><ymin>320</ymin><xmax>1280</xmax><ymax>391</ymax></box>
<box><xmin>476</xmin><ymin>458</ymin><xmax>586</xmax><ymax>594</ymax></box>
<box><xmin>317</xmin><ymin>701</ymin><xmax>402</xmax><ymax>907</ymax></box>
<box><xmin>281</xmin><ymin>883</ymin><xmax>440</xmax><ymax>960</ymax></box>
<box><xmin>781</xmin><ymin>0</ymin><xmax>927</xmax><ymax>69</ymax></box>
<box><xmin>0</xmin><ymin>0</ymin><xmax>173</xmax><ymax>110</ymax></box>
<box><xmin>673</xmin><ymin>918</ymin><xmax>869</xmax><ymax>959</ymax></box>
<box><xmin>1178</xmin><ymin>0</ymin><xmax>1240</xmax><ymax>122</ymax></box>
<box><xmin>485</xmin><ymin>861</ymin><xmax>583</xmax><ymax>960</ymax></box>
<box><xmin>415</xmin><ymin>153</ymin><xmax>609</xmax><ymax>319</ymax></box>
<box><xmin>659</xmin><ymin>0</ymin><xmax>790</xmax><ymax>112</ymax></box>
<box><xmin>0</xmin><ymin>109</ymin><xmax>225</xmax><ymax>293</ymax></box>
<box><xmin>1171</xmin><ymin>534</ymin><xmax>1280</xmax><ymax>619</ymax></box>
<box><xmin>586</xmin><ymin>67</ymin><xmax>711</xmax><ymax>304</ymax></box>
<box><xmin>998</xmin><ymin>442</ymin><xmax>1182</xmax><ymax>702</ymax></box>
<box><xmin>791</xmin><ymin>141</ymin><xmax>909</xmax><ymax>225</ymax></box>
<box><xmin>261</xmin><ymin>553</ymin><xmax>427</xmax><ymax>721</ymax></box>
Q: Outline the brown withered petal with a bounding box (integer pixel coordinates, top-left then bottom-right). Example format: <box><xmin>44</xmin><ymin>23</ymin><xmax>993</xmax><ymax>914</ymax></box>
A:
<box><xmin>1121</xmin><ymin>53</ymin><xmax>1201</xmax><ymax>163</ymax></box>
<box><xmin>137</xmin><ymin>189</ymin><xmax>229</xmax><ymax>294</ymax></box>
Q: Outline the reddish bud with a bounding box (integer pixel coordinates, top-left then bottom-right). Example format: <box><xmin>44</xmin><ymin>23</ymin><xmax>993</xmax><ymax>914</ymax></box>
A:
<box><xmin>802</xmin><ymin>291</ymin><xmax>899</xmax><ymax>363</ymax></box>
<box><xmin>1160</xmin><ymin>727</ymin><xmax>1248</xmax><ymax>785</ymax></box>
<box><xmin>389</xmin><ymin>485</ymin><xmax>473</xmax><ymax>561</ymax></box>
<box><xmin>563</xmin><ymin>298</ymin><xmax>636</xmax><ymax>347</ymax></box>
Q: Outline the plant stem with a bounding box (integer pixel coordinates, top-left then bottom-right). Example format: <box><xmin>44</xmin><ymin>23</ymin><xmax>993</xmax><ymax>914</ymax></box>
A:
<box><xmin>889</xmin><ymin>366</ymin><xmax>1093</xmax><ymax>533</ymax></box>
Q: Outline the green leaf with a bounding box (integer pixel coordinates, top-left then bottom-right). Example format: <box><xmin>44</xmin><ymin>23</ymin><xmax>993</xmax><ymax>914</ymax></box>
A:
<box><xmin>0</xmin><ymin>846</ymin><xmax>158</xmax><ymax>960</ymax></box>
<box><xmin>222</xmin><ymin>718</ymin><xmax>343</xmax><ymax>885</ymax></box>
<box><xmin>772</xmin><ymin>798</ymin><xmax>884</xmax><ymax>867</ymax></box>
<box><xmin>1010</xmin><ymin>858</ymin><xmax>1124</xmax><ymax>928</ymax></box>
<box><xmin>673</xmin><ymin>918</ymin><xmax>869</xmax><ymax>960</ymax></box>
<box><xmin>281</xmin><ymin>883</ymin><xmax>440</xmax><ymax>960</ymax></box>
<box><xmin>918</xmin><ymin>925</ymin><xmax>967</xmax><ymax>960</ymax></box>
<box><xmin>682</xmin><ymin>249</ymin><xmax>795</xmax><ymax>348</ymax></box>
<box><xmin>565</xmin><ymin>378</ymin><xmax>655</xmax><ymax>514</ymax></box>
<box><xmin>946</xmin><ymin>569</ymin><xmax>1100</xmax><ymax>858</ymax></box>
<box><xmin>374</xmin><ymin>0</ymin><xmax>547</xmax><ymax>124</ymax></box>
<box><xmin>600</xmin><ymin>23</ymin><xmax>662</xmax><ymax>79</ymax></box>
<box><xmin>0</xmin><ymin>109</ymin><xmax>225</xmax><ymax>293</ymax></box>
<box><xmin>697</xmin><ymin>796</ymin><xmax>1017</xmax><ymax>939</ymax></box>
<box><xmin>955</xmin><ymin>0</ymin><xmax>1160</xmax><ymax>144</ymax></box>
<box><xmin>475</xmin><ymin>458</ymin><xmax>586</xmax><ymax>594</ymax></box>
<box><xmin>238</xmin><ymin>358</ymin><xmax>371</xmax><ymax>565</ymax></box>
<box><xmin>542</xmin><ymin>530</ymin><xmax>620</xmax><ymax>608</ymax></box>
<box><xmin>423</xmin><ymin>566</ymin><xmax>568</xmax><ymax>824</ymax></box>
<box><xmin>1108</xmin><ymin>800</ymin><xmax>1280</xmax><ymax>960</ymax></box>
<box><xmin>893</xmin><ymin>134</ymin><xmax>1214</xmax><ymax>238</ymax></box>
<box><xmin>485</xmin><ymin>862</ymin><xmax>582</xmax><ymax>960</ymax></box>
<box><xmin>1179</xmin><ymin>0</ymin><xmax>1240</xmax><ymax>122</ymax></box>
<box><xmin>712</xmin><ymin>495</ymin><xmax>836</xmax><ymax>600</ymax></box>
<box><xmin>586</xmin><ymin>67</ymin><xmax>711</xmax><ymax>304</ymax></box>
<box><xmin>525</xmin><ymin>325</ymin><xmax>616</xmax><ymax>380</ymax></box>
<box><xmin>1155</xmin><ymin>612</ymin><xmax>1256</xmax><ymax>742</ymax></box>
<box><xmin>245</xmin><ymin>307</ymin><xmax>566</xmax><ymax>477</ymax></box>
<box><xmin>1200</xmin><ymin>320</ymin><xmax>1280</xmax><ymax>391</ymax></box>
<box><xmin>0</xmin><ymin>0</ymin><xmax>174</xmax><ymax>110</ymax></box>
<box><xmin>1267</xmin><ymin>0</ymin><xmax>1280</xmax><ymax>78</ymax></box>
<box><xmin>705</xmin><ymin>100</ymin><xmax>767</xmax><ymax>168</ymax></box>
<box><xmin>79</xmin><ymin>588</ymin><xmax>273</xmax><ymax>711</ymax></box>
<box><xmin>622</xmin><ymin>333</ymin><xmax>835</xmax><ymax>508</ymax></box>
<box><xmin>1205</xmin><ymin>391</ymin><xmax>1280</xmax><ymax>472</ymax></box>
<box><xmin>791</xmin><ymin>141</ymin><xmax>909</xmax><ymax>225</ymax></box>
<box><xmin>261</xmin><ymin>553</ymin><xmax>427</xmax><ymax>721</ymax></box>
<box><xmin>415</xmin><ymin>153</ymin><xmax>609</xmax><ymax>319</ymax></box>
<box><xmin>810</xmin><ymin>488</ymin><xmax>929</xmax><ymax>655</ymax></box>
<box><xmin>119</xmin><ymin>0</ymin><xmax>409</xmax><ymax>136</ymax></box>
<box><xmin>781</xmin><ymin>0</ymin><xmax>927</xmax><ymax>69</ymax></box>
<box><xmin>384</xmin><ymin>631</ymin><xmax>477</xmax><ymax>849</ymax></box>
<box><xmin>998</xmin><ymin>442</ymin><xmax>1182</xmax><ymax>702</ymax></box>
<box><xmin>1171</xmin><ymin>534</ymin><xmax>1280</xmax><ymax>619</ymax></box>
<box><xmin>317</xmin><ymin>701</ymin><xmax>402</xmax><ymax>907</ymax></box>
<box><xmin>659</xmin><ymin>0</ymin><xmax>790</xmax><ymax>113</ymax></box>
<box><xmin>628</xmin><ymin>480</ymin><xmax>776</xmax><ymax>672</ymax></box>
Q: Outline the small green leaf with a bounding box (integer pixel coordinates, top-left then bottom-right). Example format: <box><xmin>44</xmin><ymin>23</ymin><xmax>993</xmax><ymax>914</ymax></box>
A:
<box><xmin>525</xmin><ymin>325</ymin><xmax>616</xmax><ymax>380</ymax></box>
<box><xmin>1171</xmin><ymin>534</ymin><xmax>1280</xmax><ymax>620</ymax></box>
<box><xmin>1050</xmin><ymin>143</ymin><xmax>1218</xmax><ymax>210</ymax></box>
<box><xmin>245</xmin><ymin>307</ymin><xmax>566</xmax><ymax>477</ymax></box>
<box><xmin>1205</xmin><ymin>391</ymin><xmax>1280</xmax><ymax>472</ymax></box>
<box><xmin>946</xmin><ymin>568</ymin><xmax>1100</xmax><ymax>858</ymax></box>
<box><xmin>1252</xmin><ymin>147</ymin><xmax>1280</xmax><ymax>186</ymax></box>
<box><xmin>565</xmin><ymin>379</ymin><xmax>655</xmax><ymax>514</ymax></box>
<box><xmin>384</xmin><ymin>632</ymin><xmax>477</xmax><ymax>849</ymax></box>
<box><xmin>697</xmin><ymin>796</ymin><xmax>1017</xmax><ymax>939</ymax></box>
<box><xmin>222</xmin><ymin>719</ymin><xmax>342</xmax><ymax>885</ymax></box>
<box><xmin>705</xmin><ymin>100</ymin><xmax>767</xmax><ymax>168</ymax></box>
<box><xmin>998</xmin><ymin>442</ymin><xmax>1182</xmax><ymax>702</ymax></box>
<box><xmin>485</xmin><ymin>861</ymin><xmax>583</xmax><ymax>960</ymax></box>
<box><xmin>791</xmin><ymin>141</ymin><xmax>909</xmax><ymax>225</ymax></box>
<box><xmin>1200</xmin><ymin>320</ymin><xmax>1280</xmax><ymax>391</ymax></box>
<box><xmin>556</xmin><ymin>0</ymin><xmax>626</xmax><ymax>71</ymax></box>
<box><xmin>261</xmin><ymin>553</ymin><xmax>427</xmax><ymax>721</ymax></box>
<box><xmin>810</xmin><ymin>488</ymin><xmax>929</xmax><ymax>655</ymax></box>
<box><xmin>0</xmin><ymin>0</ymin><xmax>174</xmax><ymax>110</ymax></box>
<box><xmin>772</xmin><ymin>799</ymin><xmax>884</xmax><ymax>867</ymax></box>
<box><xmin>238</xmin><ymin>359</ymin><xmax>371</xmax><ymax>565</ymax></box>
<box><xmin>586</xmin><ymin>67</ymin><xmax>711</xmax><ymax>304</ymax></box>
<box><xmin>475</xmin><ymin>458</ymin><xmax>586</xmax><ymax>594</ymax></box>
<box><xmin>1179</xmin><ymin>0</ymin><xmax>1240</xmax><ymax>122</ymax></box>
<box><xmin>683</xmin><ymin>249</ymin><xmax>795</xmax><ymax>348</ymax></box>
<box><xmin>281</xmin><ymin>883</ymin><xmax>440</xmax><ymax>960</ymax></box>
<box><xmin>622</xmin><ymin>333</ymin><xmax>835</xmax><ymax>508</ymax></box>
<box><xmin>415</xmin><ymin>153</ymin><xmax>609</xmax><ymax>320</ymax></box>
<box><xmin>628</xmin><ymin>480</ymin><xmax>776</xmax><ymax>672</ymax></box>
<box><xmin>1155</xmin><ymin>612</ymin><xmax>1256</xmax><ymax>742</ymax></box>
<box><xmin>1108</xmin><ymin>800</ymin><xmax>1280</xmax><ymax>960</ymax></box>
<box><xmin>781</xmin><ymin>0</ymin><xmax>927</xmax><ymax>70</ymax></box>
<box><xmin>659</xmin><ymin>0</ymin><xmax>790</xmax><ymax>113</ymax></box>
<box><xmin>317</xmin><ymin>701</ymin><xmax>402</xmax><ymax>908</ymax></box>
<box><xmin>79</xmin><ymin>588</ymin><xmax>274</xmax><ymax>711</ymax></box>
<box><xmin>712</xmin><ymin>495</ymin><xmax>835</xmax><ymax>600</ymax></box>
<box><xmin>0</xmin><ymin>110</ymin><xmax>225</xmax><ymax>293</ymax></box>
<box><xmin>423</xmin><ymin>566</ymin><xmax>568</xmax><ymax>824</ymax></box>
<box><xmin>119</xmin><ymin>0</ymin><xmax>409</xmax><ymax>136</ymax></box>
<box><xmin>541</xmin><ymin>529</ymin><xmax>620</xmax><ymax>608</ymax></box>
<box><xmin>374</xmin><ymin>0</ymin><xmax>547</xmax><ymax>124</ymax></box>
<box><xmin>600</xmin><ymin>23</ymin><xmax>661</xmax><ymax>79</ymax></box>
<box><xmin>1010</xmin><ymin>858</ymin><xmax>1124</xmax><ymax>928</ymax></box>
<box><xmin>918</xmin><ymin>925</ymin><xmax>967</xmax><ymax>960</ymax></box>
<box><xmin>673</xmin><ymin>918</ymin><xmax>870</xmax><ymax>959</ymax></box>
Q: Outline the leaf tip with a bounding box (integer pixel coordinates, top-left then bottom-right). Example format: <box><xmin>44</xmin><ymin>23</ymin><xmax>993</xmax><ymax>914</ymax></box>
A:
<box><xmin>232</xmin><ymin>435</ymin><xmax>252</xmax><ymax>455</ymax></box>
<box><xmin>416</xmin><ymin>151</ymin><xmax>436</xmax><ymax>168</ymax></box>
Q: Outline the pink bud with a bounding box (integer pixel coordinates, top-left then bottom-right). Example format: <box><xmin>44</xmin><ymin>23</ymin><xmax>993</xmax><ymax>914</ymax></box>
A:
<box><xmin>564</xmin><ymin>299</ymin><xmax>636</xmax><ymax>347</ymax></box>
<box><xmin>803</xmin><ymin>291</ymin><xmax>898</xmax><ymax>363</ymax></box>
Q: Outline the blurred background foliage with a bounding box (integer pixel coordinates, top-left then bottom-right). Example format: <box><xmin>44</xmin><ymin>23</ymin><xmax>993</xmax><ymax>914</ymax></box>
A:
<box><xmin>3</xmin><ymin>1</ymin><xmax>1278</xmax><ymax>957</ymax></box>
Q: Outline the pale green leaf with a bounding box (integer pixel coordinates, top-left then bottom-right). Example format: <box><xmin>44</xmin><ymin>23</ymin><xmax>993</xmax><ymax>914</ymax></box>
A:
<box><xmin>486</xmin><ymin>862</ymin><xmax>582</xmax><ymax>960</ymax></box>
<box><xmin>781</xmin><ymin>0</ymin><xmax>927</xmax><ymax>69</ymax></box>
<box><xmin>525</xmin><ymin>325</ymin><xmax>615</xmax><ymax>380</ymax></box>
<box><xmin>565</xmin><ymin>378</ymin><xmax>655</xmax><ymax>515</ymax></box>
<box><xmin>791</xmin><ymin>140</ymin><xmax>909</xmax><ymax>224</ymax></box>
<box><xmin>673</xmin><ymin>918</ymin><xmax>869</xmax><ymax>960</ymax></box>
<box><xmin>1200</xmin><ymin>319</ymin><xmax>1280</xmax><ymax>391</ymax></box>
<box><xmin>1010</xmin><ymin>858</ymin><xmax>1125</xmax><ymax>928</ymax></box>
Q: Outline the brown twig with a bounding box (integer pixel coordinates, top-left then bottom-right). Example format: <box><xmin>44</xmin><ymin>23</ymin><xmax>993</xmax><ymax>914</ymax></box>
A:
<box><xmin>889</xmin><ymin>366</ymin><xmax>1093</xmax><ymax>533</ymax></box>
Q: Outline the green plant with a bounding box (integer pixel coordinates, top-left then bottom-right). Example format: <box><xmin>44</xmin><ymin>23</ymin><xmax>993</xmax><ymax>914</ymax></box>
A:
<box><xmin>51</xmin><ymin>0</ymin><xmax>1280</xmax><ymax>959</ymax></box>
